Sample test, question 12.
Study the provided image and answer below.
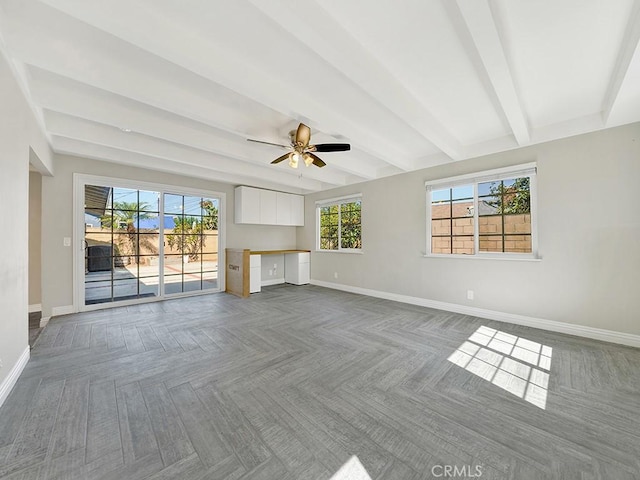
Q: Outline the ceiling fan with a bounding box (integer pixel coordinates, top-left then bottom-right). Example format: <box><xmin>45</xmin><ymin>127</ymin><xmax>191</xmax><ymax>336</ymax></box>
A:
<box><xmin>247</xmin><ymin>123</ymin><xmax>350</xmax><ymax>168</ymax></box>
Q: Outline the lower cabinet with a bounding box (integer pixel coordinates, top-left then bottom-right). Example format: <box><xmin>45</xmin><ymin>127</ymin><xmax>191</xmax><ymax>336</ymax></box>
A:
<box><xmin>285</xmin><ymin>252</ymin><xmax>310</xmax><ymax>285</ymax></box>
<box><xmin>248</xmin><ymin>251</ymin><xmax>309</xmax><ymax>293</ymax></box>
<box><xmin>249</xmin><ymin>254</ymin><xmax>261</xmax><ymax>293</ymax></box>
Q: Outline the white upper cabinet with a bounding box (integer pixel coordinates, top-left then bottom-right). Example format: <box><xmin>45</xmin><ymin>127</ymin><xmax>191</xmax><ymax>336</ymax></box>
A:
<box><xmin>291</xmin><ymin>194</ymin><xmax>304</xmax><ymax>226</ymax></box>
<box><xmin>259</xmin><ymin>189</ymin><xmax>277</xmax><ymax>225</ymax></box>
<box><xmin>276</xmin><ymin>192</ymin><xmax>292</xmax><ymax>225</ymax></box>
<box><xmin>235</xmin><ymin>186</ymin><xmax>304</xmax><ymax>226</ymax></box>
<box><xmin>235</xmin><ymin>186</ymin><xmax>260</xmax><ymax>224</ymax></box>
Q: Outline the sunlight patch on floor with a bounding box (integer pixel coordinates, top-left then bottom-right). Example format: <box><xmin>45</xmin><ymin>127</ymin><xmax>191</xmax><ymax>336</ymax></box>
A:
<box><xmin>448</xmin><ymin>326</ymin><xmax>552</xmax><ymax>409</ymax></box>
<box><xmin>329</xmin><ymin>455</ymin><xmax>373</xmax><ymax>480</ymax></box>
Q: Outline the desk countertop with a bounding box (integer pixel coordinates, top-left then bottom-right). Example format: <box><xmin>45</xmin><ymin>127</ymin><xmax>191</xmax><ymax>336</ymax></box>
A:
<box><xmin>249</xmin><ymin>249</ymin><xmax>311</xmax><ymax>255</ymax></box>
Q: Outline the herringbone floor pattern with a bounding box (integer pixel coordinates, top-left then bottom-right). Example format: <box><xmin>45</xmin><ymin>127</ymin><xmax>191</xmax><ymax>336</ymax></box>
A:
<box><xmin>1</xmin><ymin>285</ymin><xmax>639</xmax><ymax>479</ymax></box>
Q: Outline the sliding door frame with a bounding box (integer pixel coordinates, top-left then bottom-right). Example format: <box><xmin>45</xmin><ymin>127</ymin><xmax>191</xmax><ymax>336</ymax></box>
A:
<box><xmin>73</xmin><ymin>173</ymin><xmax>226</xmax><ymax>313</ymax></box>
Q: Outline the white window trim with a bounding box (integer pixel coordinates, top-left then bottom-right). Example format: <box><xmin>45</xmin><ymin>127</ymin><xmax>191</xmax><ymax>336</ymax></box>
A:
<box><xmin>315</xmin><ymin>193</ymin><xmax>362</xmax><ymax>207</ymax></box>
<box><xmin>425</xmin><ymin>162</ymin><xmax>537</xmax><ymax>188</ymax></box>
<box><xmin>315</xmin><ymin>193</ymin><xmax>362</xmax><ymax>253</ymax></box>
<box><xmin>425</xmin><ymin>164</ymin><xmax>539</xmax><ymax>260</ymax></box>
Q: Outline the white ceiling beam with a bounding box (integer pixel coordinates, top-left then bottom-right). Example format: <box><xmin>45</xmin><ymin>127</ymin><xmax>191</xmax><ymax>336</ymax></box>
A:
<box><xmin>44</xmin><ymin>112</ymin><xmax>340</xmax><ymax>191</ymax></box>
<box><xmin>602</xmin><ymin>0</ymin><xmax>640</xmax><ymax>125</ymax></box>
<box><xmin>35</xmin><ymin>0</ymin><xmax>412</xmax><ymax>170</ymax></box>
<box><xmin>29</xmin><ymin>70</ymin><xmax>368</xmax><ymax>183</ymax></box>
<box><xmin>248</xmin><ymin>0</ymin><xmax>463</xmax><ymax>161</ymax></box>
<box><xmin>451</xmin><ymin>0</ymin><xmax>530</xmax><ymax>146</ymax></box>
<box><xmin>7</xmin><ymin>2</ymin><xmax>381</xmax><ymax>180</ymax></box>
<box><xmin>51</xmin><ymin>136</ymin><xmax>319</xmax><ymax>194</ymax></box>
<box><xmin>1</xmin><ymin>16</ymin><xmax>267</xmax><ymax>144</ymax></box>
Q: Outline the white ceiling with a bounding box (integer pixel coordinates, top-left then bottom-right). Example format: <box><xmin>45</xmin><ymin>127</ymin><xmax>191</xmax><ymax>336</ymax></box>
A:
<box><xmin>2</xmin><ymin>0</ymin><xmax>639</xmax><ymax>193</ymax></box>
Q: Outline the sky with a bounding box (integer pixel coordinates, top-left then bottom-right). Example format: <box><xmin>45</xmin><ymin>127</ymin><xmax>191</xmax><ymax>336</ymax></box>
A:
<box><xmin>86</xmin><ymin>187</ymin><xmax>219</xmax><ymax>229</ymax></box>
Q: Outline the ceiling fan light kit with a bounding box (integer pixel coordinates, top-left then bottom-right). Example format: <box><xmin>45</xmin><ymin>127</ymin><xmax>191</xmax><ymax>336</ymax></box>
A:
<box><xmin>289</xmin><ymin>152</ymin><xmax>299</xmax><ymax>168</ymax></box>
<box><xmin>286</xmin><ymin>152</ymin><xmax>314</xmax><ymax>169</ymax></box>
<box><xmin>247</xmin><ymin>123</ymin><xmax>350</xmax><ymax>169</ymax></box>
<box><xmin>303</xmin><ymin>153</ymin><xmax>313</xmax><ymax>167</ymax></box>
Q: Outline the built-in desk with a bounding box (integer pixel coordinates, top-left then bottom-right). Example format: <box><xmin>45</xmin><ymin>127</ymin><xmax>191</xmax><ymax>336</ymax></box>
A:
<box><xmin>225</xmin><ymin>249</ymin><xmax>310</xmax><ymax>297</ymax></box>
<box><xmin>249</xmin><ymin>249</ymin><xmax>310</xmax><ymax>255</ymax></box>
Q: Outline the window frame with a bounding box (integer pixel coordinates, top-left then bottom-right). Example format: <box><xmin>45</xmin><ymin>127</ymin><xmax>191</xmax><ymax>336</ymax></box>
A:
<box><xmin>315</xmin><ymin>193</ymin><xmax>363</xmax><ymax>253</ymax></box>
<box><xmin>425</xmin><ymin>163</ymin><xmax>539</xmax><ymax>260</ymax></box>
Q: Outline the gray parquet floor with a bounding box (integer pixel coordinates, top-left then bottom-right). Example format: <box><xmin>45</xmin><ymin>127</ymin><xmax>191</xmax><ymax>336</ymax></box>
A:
<box><xmin>28</xmin><ymin>312</ymin><xmax>43</xmax><ymax>348</ymax></box>
<box><xmin>1</xmin><ymin>285</ymin><xmax>639</xmax><ymax>479</ymax></box>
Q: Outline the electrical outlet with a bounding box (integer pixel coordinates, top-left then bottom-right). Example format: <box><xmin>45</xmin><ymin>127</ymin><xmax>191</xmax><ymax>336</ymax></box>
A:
<box><xmin>63</xmin><ymin>237</ymin><xmax>71</xmax><ymax>247</ymax></box>
<box><xmin>268</xmin><ymin>269</ymin><xmax>273</xmax><ymax>276</ymax></box>
<box><xmin>334</xmin><ymin>272</ymin><xmax>338</xmax><ymax>279</ymax></box>
<box><xmin>273</xmin><ymin>263</ymin><xmax>277</xmax><ymax>269</ymax></box>
<box><xmin>0</xmin><ymin>357</ymin><xmax>3</xmax><ymax>369</ymax></box>
<box><xmin>467</xmin><ymin>290</ymin><xmax>474</xmax><ymax>300</ymax></box>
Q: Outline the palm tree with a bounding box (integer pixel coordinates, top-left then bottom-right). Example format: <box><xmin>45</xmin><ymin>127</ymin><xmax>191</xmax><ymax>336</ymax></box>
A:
<box><xmin>100</xmin><ymin>202</ymin><xmax>154</xmax><ymax>261</ymax></box>
<box><xmin>100</xmin><ymin>201</ymin><xmax>150</xmax><ymax>228</ymax></box>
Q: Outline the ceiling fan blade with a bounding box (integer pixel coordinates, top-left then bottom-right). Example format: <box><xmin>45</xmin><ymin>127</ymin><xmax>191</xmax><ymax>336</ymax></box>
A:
<box><xmin>313</xmin><ymin>143</ymin><xmax>351</xmax><ymax>152</ymax></box>
<box><xmin>296</xmin><ymin>123</ymin><xmax>311</xmax><ymax>148</ymax></box>
<box><xmin>270</xmin><ymin>153</ymin><xmax>291</xmax><ymax>164</ymax></box>
<box><xmin>308</xmin><ymin>153</ymin><xmax>326</xmax><ymax>168</ymax></box>
<box><xmin>247</xmin><ymin>138</ymin><xmax>289</xmax><ymax>148</ymax></box>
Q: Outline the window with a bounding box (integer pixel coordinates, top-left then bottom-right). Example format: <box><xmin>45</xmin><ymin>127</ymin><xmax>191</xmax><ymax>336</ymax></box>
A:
<box><xmin>316</xmin><ymin>195</ymin><xmax>362</xmax><ymax>251</ymax></box>
<box><xmin>426</xmin><ymin>164</ymin><xmax>537</xmax><ymax>257</ymax></box>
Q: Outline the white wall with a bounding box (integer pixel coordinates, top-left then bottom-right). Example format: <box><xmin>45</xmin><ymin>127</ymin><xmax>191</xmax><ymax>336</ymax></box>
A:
<box><xmin>299</xmin><ymin>123</ymin><xmax>640</xmax><ymax>337</ymax></box>
<box><xmin>260</xmin><ymin>253</ymin><xmax>285</xmax><ymax>285</ymax></box>
<box><xmin>41</xmin><ymin>154</ymin><xmax>298</xmax><ymax>317</ymax></box>
<box><xmin>0</xmin><ymin>49</ymin><xmax>52</xmax><ymax>400</ymax></box>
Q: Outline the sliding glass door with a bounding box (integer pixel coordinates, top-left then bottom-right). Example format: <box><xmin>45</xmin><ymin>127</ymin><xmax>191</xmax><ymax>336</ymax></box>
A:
<box><xmin>79</xmin><ymin>177</ymin><xmax>223</xmax><ymax>309</ymax></box>
<box><xmin>162</xmin><ymin>193</ymin><xmax>219</xmax><ymax>295</ymax></box>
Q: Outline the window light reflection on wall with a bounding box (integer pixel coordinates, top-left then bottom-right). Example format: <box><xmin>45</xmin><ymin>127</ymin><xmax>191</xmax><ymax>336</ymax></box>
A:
<box><xmin>448</xmin><ymin>326</ymin><xmax>552</xmax><ymax>409</ymax></box>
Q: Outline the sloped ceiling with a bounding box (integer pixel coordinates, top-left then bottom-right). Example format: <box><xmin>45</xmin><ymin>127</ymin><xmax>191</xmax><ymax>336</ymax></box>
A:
<box><xmin>1</xmin><ymin>0</ymin><xmax>639</xmax><ymax>193</ymax></box>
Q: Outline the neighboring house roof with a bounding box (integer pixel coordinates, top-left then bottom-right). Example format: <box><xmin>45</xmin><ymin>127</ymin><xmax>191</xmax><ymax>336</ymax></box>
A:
<box><xmin>84</xmin><ymin>185</ymin><xmax>112</xmax><ymax>217</ymax></box>
<box><xmin>432</xmin><ymin>200</ymin><xmax>500</xmax><ymax>218</ymax></box>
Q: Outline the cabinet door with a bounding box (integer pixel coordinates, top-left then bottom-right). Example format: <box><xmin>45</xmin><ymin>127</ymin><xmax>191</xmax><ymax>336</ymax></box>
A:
<box><xmin>290</xmin><ymin>194</ymin><xmax>304</xmax><ymax>226</ymax></box>
<box><xmin>249</xmin><ymin>255</ymin><xmax>261</xmax><ymax>293</ymax></box>
<box><xmin>298</xmin><ymin>261</ymin><xmax>310</xmax><ymax>285</ymax></box>
<box><xmin>235</xmin><ymin>186</ymin><xmax>260</xmax><ymax>224</ymax></box>
<box><xmin>284</xmin><ymin>253</ymin><xmax>299</xmax><ymax>284</ymax></box>
<box><xmin>285</xmin><ymin>252</ymin><xmax>310</xmax><ymax>285</ymax></box>
<box><xmin>276</xmin><ymin>192</ymin><xmax>292</xmax><ymax>225</ymax></box>
<box><xmin>259</xmin><ymin>190</ymin><xmax>277</xmax><ymax>225</ymax></box>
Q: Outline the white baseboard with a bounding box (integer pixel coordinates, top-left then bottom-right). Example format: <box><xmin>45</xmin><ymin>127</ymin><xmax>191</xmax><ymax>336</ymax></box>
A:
<box><xmin>311</xmin><ymin>280</ymin><xmax>640</xmax><ymax>349</ymax></box>
<box><xmin>261</xmin><ymin>278</ymin><xmax>285</xmax><ymax>287</ymax></box>
<box><xmin>28</xmin><ymin>303</ymin><xmax>41</xmax><ymax>313</ymax></box>
<box><xmin>51</xmin><ymin>305</ymin><xmax>73</xmax><ymax>317</ymax></box>
<box><xmin>0</xmin><ymin>346</ymin><xmax>30</xmax><ymax>409</ymax></box>
<box><xmin>40</xmin><ymin>316</ymin><xmax>51</xmax><ymax>328</ymax></box>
